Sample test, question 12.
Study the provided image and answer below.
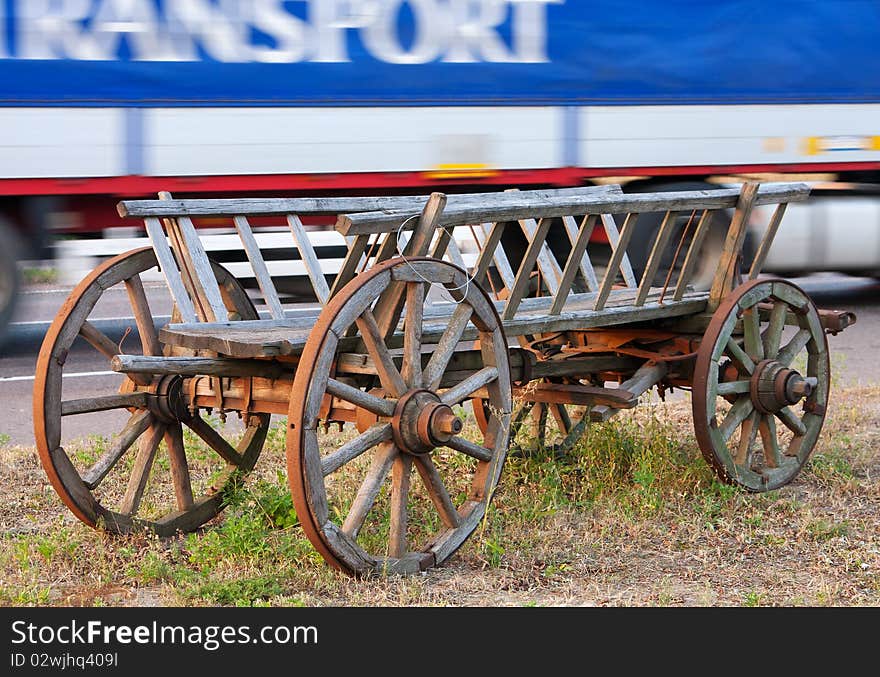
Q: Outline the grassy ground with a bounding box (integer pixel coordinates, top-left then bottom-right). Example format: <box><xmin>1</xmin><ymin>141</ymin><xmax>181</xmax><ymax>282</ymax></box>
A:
<box><xmin>1</xmin><ymin>380</ymin><xmax>878</xmax><ymax>608</ymax></box>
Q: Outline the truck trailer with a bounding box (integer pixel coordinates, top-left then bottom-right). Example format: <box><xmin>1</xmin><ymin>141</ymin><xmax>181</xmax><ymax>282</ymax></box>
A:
<box><xmin>0</xmin><ymin>0</ymin><xmax>879</xmax><ymax>340</ymax></box>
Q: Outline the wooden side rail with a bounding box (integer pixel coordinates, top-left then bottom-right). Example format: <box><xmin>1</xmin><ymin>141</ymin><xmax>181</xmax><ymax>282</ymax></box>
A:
<box><xmin>335</xmin><ymin>181</ymin><xmax>811</xmax><ymax>323</ymax></box>
<box><xmin>118</xmin><ymin>185</ymin><xmax>621</xmax><ymax>320</ymax></box>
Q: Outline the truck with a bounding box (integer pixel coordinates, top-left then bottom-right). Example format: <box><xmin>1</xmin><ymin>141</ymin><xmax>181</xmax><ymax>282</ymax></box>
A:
<box><xmin>1</xmin><ymin>0</ymin><xmax>879</xmax><ymax>341</ymax></box>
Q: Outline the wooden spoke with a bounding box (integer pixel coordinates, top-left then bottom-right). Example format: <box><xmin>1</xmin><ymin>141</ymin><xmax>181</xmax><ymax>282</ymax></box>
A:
<box><xmin>725</xmin><ymin>338</ymin><xmax>755</xmax><ymax>375</ymax></box>
<box><xmin>401</xmin><ymin>281</ymin><xmax>424</xmax><ymax>388</ymax></box>
<box><xmin>119</xmin><ymin>422</ymin><xmax>167</xmax><ymax>516</ymax></box>
<box><xmin>734</xmin><ymin>410</ymin><xmax>760</xmax><ymax>466</ymax></box>
<box><xmin>719</xmin><ymin>397</ymin><xmax>754</xmax><ymax>442</ymax></box>
<box><xmin>743</xmin><ymin>307</ymin><xmax>764</xmax><ymax>362</ymax></box>
<box><xmin>164</xmin><ymin>424</ymin><xmax>194</xmax><ymax>511</ymax></box>
<box><xmin>81</xmin><ymin>410</ymin><xmax>153</xmax><ymax>489</ymax></box>
<box><xmin>716</xmin><ymin>380</ymin><xmax>751</xmax><ymax>396</ymax></box>
<box><xmin>759</xmin><ymin>415</ymin><xmax>782</xmax><ymax>468</ymax></box>
<box><xmin>78</xmin><ymin>320</ymin><xmax>120</xmax><ymax>361</ymax></box>
<box><xmin>777</xmin><ymin>406</ymin><xmax>807</xmax><ymax>436</ymax></box>
<box><xmin>776</xmin><ymin>328</ymin><xmax>811</xmax><ymax>367</ymax></box>
<box><xmin>388</xmin><ymin>454</ymin><xmax>413</xmax><ymax>559</ymax></box>
<box><xmin>413</xmin><ymin>455</ymin><xmax>461</xmax><ymax>529</ymax></box>
<box><xmin>762</xmin><ymin>301</ymin><xmax>788</xmax><ymax>358</ymax></box>
<box><xmin>422</xmin><ymin>303</ymin><xmax>474</xmax><ymax>390</ymax></box>
<box><xmin>61</xmin><ymin>393</ymin><xmax>148</xmax><ymax>416</ymax></box>
<box><xmin>548</xmin><ymin>403</ymin><xmax>572</xmax><ymax>434</ymax></box>
<box><xmin>326</xmin><ymin>378</ymin><xmax>396</xmax><ymax>417</ymax></box>
<box><xmin>341</xmin><ymin>443</ymin><xmax>398</xmax><ymax>539</ymax></box>
<box><xmin>124</xmin><ymin>274</ymin><xmax>162</xmax><ymax>356</ymax></box>
<box><xmin>321</xmin><ymin>423</ymin><xmax>393</xmax><ymax>476</ymax></box>
<box><xmin>440</xmin><ymin>366</ymin><xmax>499</xmax><ymax>406</ymax></box>
<box><xmin>445</xmin><ymin>435</ymin><xmax>494</xmax><ymax>462</ymax></box>
<box><xmin>355</xmin><ymin>309</ymin><xmax>407</xmax><ymax>397</ymax></box>
<box><xmin>185</xmin><ymin>414</ymin><xmax>244</xmax><ymax>466</ymax></box>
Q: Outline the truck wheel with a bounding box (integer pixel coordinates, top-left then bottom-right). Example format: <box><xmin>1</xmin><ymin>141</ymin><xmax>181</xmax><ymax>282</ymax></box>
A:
<box><xmin>623</xmin><ymin>181</ymin><xmax>751</xmax><ymax>291</ymax></box>
<box><xmin>0</xmin><ymin>219</ymin><xmax>22</xmax><ymax>346</ymax></box>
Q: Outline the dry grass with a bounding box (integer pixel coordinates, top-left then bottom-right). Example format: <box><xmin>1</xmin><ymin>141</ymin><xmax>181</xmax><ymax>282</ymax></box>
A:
<box><xmin>1</xmin><ymin>381</ymin><xmax>878</xmax><ymax>608</ymax></box>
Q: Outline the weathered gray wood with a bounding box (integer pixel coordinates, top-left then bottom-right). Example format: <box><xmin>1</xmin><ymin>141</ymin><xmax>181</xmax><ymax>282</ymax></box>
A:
<box><xmin>518</xmin><ymin>216</ymin><xmax>562</xmax><ymax>295</ymax></box>
<box><xmin>473</xmin><ymin>222</ymin><xmax>515</xmax><ymax>291</ymax></box>
<box><xmin>422</xmin><ymin>303</ymin><xmax>474</xmax><ymax>390</ymax></box>
<box><xmin>339</xmin><ymin>183</ymin><xmax>811</xmax><ymax>234</ymax></box>
<box><xmin>502</xmin><ymin>217</ymin><xmax>552</xmax><ymax>320</ymax></box>
<box><xmin>172</xmin><ymin>220</ymin><xmax>228</xmax><ymax>322</ymax></box>
<box><xmin>119</xmin><ymin>185</ymin><xmax>621</xmax><ymax>218</ymax></box>
<box><xmin>342</xmin><ymin>442</ymin><xmax>397</xmax><ymax>538</ymax></box>
<box><xmin>372</xmin><ymin>192</ymin><xmax>446</xmax><ymax>338</ymax></box>
<box><xmin>562</xmin><ymin>214</ymin><xmax>599</xmax><ymax>291</ymax></box>
<box><xmin>329</xmin><ymin>234</ymin><xmax>369</xmax><ymax>299</ymax></box>
<box><xmin>551</xmin><ymin>214</ymin><xmax>598</xmax><ymax>315</ymax></box>
<box><xmin>356</xmin><ymin>309</ymin><xmax>408</xmax><ymax>397</ymax></box>
<box><xmin>79</xmin><ymin>320</ymin><xmax>121</xmax><ymax>361</ymax></box>
<box><xmin>594</xmin><ymin>213</ymin><xmax>639</xmax><ymax>312</ymax></box>
<box><xmin>119</xmin><ymin>421</ymin><xmax>166</xmax><ymax>515</ymax></box>
<box><xmin>389</xmin><ymin>453</ymin><xmax>413</xmax><ymax>559</ymax></box>
<box><xmin>287</xmin><ymin>214</ymin><xmax>332</xmax><ymax>305</ymax></box>
<box><xmin>143</xmin><ymin>217</ymin><xmax>198</xmax><ymax>323</ymax></box>
<box><xmin>111</xmin><ymin>354</ymin><xmax>286</xmax><ymax>379</ymax></box>
<box><xmin>635</xmin><ymin>211</ymin><xmax>678</xmax><ymax>306</ymax></box>
<box><xmin>321</xmin><ymin>423</ymin><xmax>393</xmax><ymax>476</ymax></box>
<box><xmin>326</xmin><ymin>377</ymin><xmax>396</xmax><ymax>417</ymax></box>
<box><xmin>674</xmin><ymin>210</ymin><xmax>715</xmax><ymax>301</ymax></box>
<box><xmin>164</xmin><ymin>423</ymin><xmax>194</xmax><ymax>511</ymax></box>
<box><xmin>185</xmin><ymin>415</ymin><xmax>244</xmax><ymax>466</ymax></box>
<box><xmin>233</xmin><ymin>215</ymin><xmax>285</xmax><ymax>319</ymax></box>
<box><xmin>401</xmin><ymin>282</ymin><xmax>424</xmax><ymax>387</ymax></box>
<box><xmin>413</xmin><ymin>455</ymin><xmax>461</xmax><ymax>529</ymax></box>
<box><xmin>709</xmin><ymin>182</ymin><xmax>761</xmax><ymax>309</ymax></box>
<box><xmin>81</xmin><ymin>410</ymin><xmax>153</xmax><ymax>489</ymax></box>
<box><xmin>440</xmin><ymin>366</ymin><xmax>499</xmax><ymax>406</ymax></box>
<box><xmin>159</xmin><ymin>288</ymin><xmax>708</xmax><ymax>358</ymax></box>
<box><xmin>445</xmin><ymin>435</ymin><xmax>494</xmax><ymax>462</ymax></box>
<box><xmin>748</xmin><ymin>203</ymin><xmax>788</xmax><ymax>280</ymax></box>
<box><xmin>61</xmin><ymin>392</ymin><xmax>148</xmax><ymax>416</ymax></box>
<box><xmin>124</xmin><ymin>274</ymin><xmax>162</xmax><ymax>356</ymax></box>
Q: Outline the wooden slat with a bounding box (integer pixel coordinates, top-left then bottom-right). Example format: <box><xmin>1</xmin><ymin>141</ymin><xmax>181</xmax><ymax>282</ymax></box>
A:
<box><xmin>470</xmin><ymin>222</ymin><xmax>506</xmax><ymax>288</ymax></box>
<box><xmin>674</xmin><ymin>210</ymin><xmax>715</xmax><ymax>301</ymax></box>
<box><xmin>168</xmin><ymin>216</ymin><xmax>228</xmax><ymax>322</ymax></box>
<box><xmin>143</xmin><ymin>217</ymin><xmax>198</xmax><ymax>323</ymax></box>
<box><xmin>329</xmin><ymin>234</ymin><xmax>370</xmax><ymax>299</ymax></box>
<box><xmin>337</xmin><ymin>183</ymin><xmax>812</xmax><ymax>234</ymax></box>
<box><xmin>372</xmin><ymin>192</ymin><xmax>446</xmax><ymax>339</ymax></box>
<box><xmin>593</xmin><ymin>213</ymin><xmax>639</xmax><ymax>311</ymax></box>
<box><xmin>562</xmin><ymin>215</ymin><xmax>599</xmax><ymax>291</ymax></box>
<box><xmin>634</xmin><ymin>211</ymin><xmax>678</xmax><ymax>306</ymax></box>
<box><xmin>119</xmin><ymin>185</ymin><xmax>622</xmax><ymax>218</ymax></box>
<box><xmin>502</xmin><ymin>217</ymin><xmax>552</xmax><ymax>320</ymax></box>
<box><xmin>600</xmin><ymin>213</ymin><xmax>637</xmax><ymax>288</ymax></box>
<box><xmin>709</xmin><ymin>182</ymin><xmax>761</xmax><ymax>309</ymax></box>
<box><xmin>124</xmin><ymin>274</ymin><xmax>162</xmax><ymax>356</ymax></box>
<box><xmin>748</xmin><ymin>203</ymin><xmax>788</xmax><ymax>280</ymax></box>
<box><xmin>233</xmin><ymin>215</ymin><xmax>285</xmax><ymax>319</ymax></box>
<box><xmin>550</xmin><ymin>214</ymin><xmax>598</xmax><ymax>315</ymax></box>
<box><xmin>518</xmin><ymin>216</ymin><xmax>562</xmax><ymax>295</ymax></box>
<box><xmin>287</xmin><ymin>214</ymin><xmax>332</xmax><ymax>305</ymax></box>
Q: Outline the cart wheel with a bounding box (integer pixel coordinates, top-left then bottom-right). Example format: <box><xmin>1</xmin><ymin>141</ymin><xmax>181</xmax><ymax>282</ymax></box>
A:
<box><xmin>33</xmin><ymin>247</ymin><xmax>270</xmax><ymax>536</ymax></box>
<box><xmin>692</xmin><ymin>278</ymin><xmax>829</xmax><ymax>491</ymax></box>
<box><xmin>288</xmin><ymin>257</ymin><xmax>512</xmax><ymax>575</ymax></box>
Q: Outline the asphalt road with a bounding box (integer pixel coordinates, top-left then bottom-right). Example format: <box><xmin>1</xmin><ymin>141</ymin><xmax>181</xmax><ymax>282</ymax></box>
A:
<box><xmin>0</xmin><ymin>273</ymin><xmax>877</xmax><ymax>447</ymax></box>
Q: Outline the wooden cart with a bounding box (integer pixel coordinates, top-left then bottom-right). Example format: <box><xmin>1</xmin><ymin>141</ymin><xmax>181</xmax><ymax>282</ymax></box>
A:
<box><xmin>33</xmin><ymin>182</ymin><xmax>856</xmax><ymax>575</ymax></box>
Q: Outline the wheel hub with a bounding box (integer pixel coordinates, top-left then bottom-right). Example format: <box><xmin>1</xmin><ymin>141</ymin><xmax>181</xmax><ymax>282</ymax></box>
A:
<box><xmin>149</xmin><ymin>375</ymin><xmax>192</xmax><ymax>422</ymax></box>
<box><xmin>392</xmin><ymin>389</ymin><xmax>463</xmax><ymax>455</ymax></box>
<box><xmin>750</xmin><ymin>359</ymin><xmax>813</xmax><ymax>413</ymax></box>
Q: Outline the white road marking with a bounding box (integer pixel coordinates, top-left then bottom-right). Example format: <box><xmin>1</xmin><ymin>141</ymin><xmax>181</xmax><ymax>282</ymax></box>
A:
<box><xmin>0</xmin><ymin>370</ymin><xmax>116</xmax><ymax>383</ymax></box>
